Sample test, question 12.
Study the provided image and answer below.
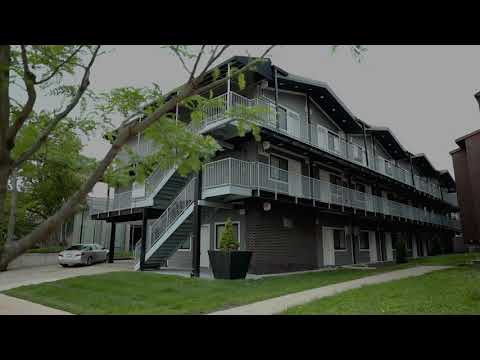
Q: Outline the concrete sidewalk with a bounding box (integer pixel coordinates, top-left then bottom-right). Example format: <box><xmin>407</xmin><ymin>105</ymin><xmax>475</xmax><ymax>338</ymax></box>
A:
<box><xmin>0</xmin><ymin>294</ymin><xmax>71</xmax><ymax>315</ymax></box>
<box><xmin>209</xmin><ymin>266</ymin><xmax>451</xmax><ymax>315</ymax></box>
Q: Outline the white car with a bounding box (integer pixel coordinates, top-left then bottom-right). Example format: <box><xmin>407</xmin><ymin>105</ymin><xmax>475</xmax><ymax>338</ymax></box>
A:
<box><xmin>58</xmin><ymin>244</ymin><xmax>110</xmax><ymax>267</ymax></box>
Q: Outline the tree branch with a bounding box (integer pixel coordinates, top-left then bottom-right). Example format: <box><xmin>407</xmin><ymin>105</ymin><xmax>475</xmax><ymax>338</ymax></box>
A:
<box><xmin>0</xmin><ymin>45</ymin><xmax>10</xmax><ymax>145</ymax></box>
<box><xmin>13</xmin><ymin>46</ymin><xmax>101</xmax><ymax>168</ymax></box>
<box><xmin>189</xmin><ymin>45</ymin><xmax>206</xmax><ymax>82</ymax></box>
<box><xmin>198</xmin><ymin>45</ymin><xmax>231</xmax><ymax>79</ymax></box>
<box><xmin>171</xmin><ymin>46</ymin><xmax>191</xmax><ymax>76</ymax></box>
<box><xmin>34</xmin><ymin>45</ymin><xmax>84</xmax><ymax>85</ymax></box>
<box><xmin>6</xmin><ymin>45</ymin><xmax>37</xmax><ymax>147</ymax></box>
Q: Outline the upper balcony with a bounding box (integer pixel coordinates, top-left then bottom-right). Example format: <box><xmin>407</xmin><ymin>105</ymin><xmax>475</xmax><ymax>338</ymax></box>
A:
<box><xmin>191</xmin><ymin>91</ymin><xmax>447</xmax><ymax>200</ymax></box>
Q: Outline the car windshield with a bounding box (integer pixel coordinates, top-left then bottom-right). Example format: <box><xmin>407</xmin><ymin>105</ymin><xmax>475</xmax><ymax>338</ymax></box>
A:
<box><xmin>66</xmin><ymin>245</ymin><xmax>87</xmax><ymax>251</ymax></box>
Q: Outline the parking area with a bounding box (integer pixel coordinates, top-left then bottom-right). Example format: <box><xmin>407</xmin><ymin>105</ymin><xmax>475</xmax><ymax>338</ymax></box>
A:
<box><xmin>0</xmin><ymin>260</ymin><xmax>134</xmax><ymax>292</ymax></box>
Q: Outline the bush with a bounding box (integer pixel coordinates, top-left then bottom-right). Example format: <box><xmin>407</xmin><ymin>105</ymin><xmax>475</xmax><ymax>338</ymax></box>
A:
<box><xmin>219</xmin><ymin>218</ymin><xmax>239</xmax><ymax>251</ymax></box>
<box><xmin>395</xmin><ymin>239</ymin><xmax>408</xmax><ymax>264</ymax></box>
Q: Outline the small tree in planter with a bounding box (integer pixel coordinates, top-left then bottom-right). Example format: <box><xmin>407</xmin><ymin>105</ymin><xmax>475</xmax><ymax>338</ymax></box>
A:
<box><xmin>395</xmin><ymin>238</ymin><xmax>408</xmax><ymax>264</ymax></box>
<box><xmin>208</xmin><ymin>218</ymin><xmax>252</xmax><ymax>280</ymax></box>
<box><xmin>219</xmin><ymin>218</ymin><xmax>239</xmax><ymax>251</ymax></box>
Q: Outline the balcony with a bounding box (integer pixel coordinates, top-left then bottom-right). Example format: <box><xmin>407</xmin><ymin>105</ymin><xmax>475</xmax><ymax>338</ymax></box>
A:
<box><xmin>202</xmin><ymin>158</ymin><xmax>461</xmax><ymax>231</ymax></box>
<box><xmin>191</xmin><ymin>91</ymin><xmax>447</xmax><ymax>201</ymax></box>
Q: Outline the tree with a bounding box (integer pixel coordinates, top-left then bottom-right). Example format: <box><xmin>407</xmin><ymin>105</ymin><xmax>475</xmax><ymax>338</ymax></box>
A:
<box><xmin>219</xmin><ymin>218</ymin><xmax>239</xmax><ymax>251</ymax></box>
<box><xmin>0</xmin><ymin>45</ymin><xmax>366</xmax><ymax>270</ymax></box>
<box><xmin>0</xmin><ymin>44</ymin><xmax>279</xmax><ymax>270</ymax></box>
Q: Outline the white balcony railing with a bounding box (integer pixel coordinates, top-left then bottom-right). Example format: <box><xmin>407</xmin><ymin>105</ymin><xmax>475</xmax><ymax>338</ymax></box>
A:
<box><xmin>202</xmin><ymin>158</ymin><xmax>461</xmax><ymax>230</ymax></box>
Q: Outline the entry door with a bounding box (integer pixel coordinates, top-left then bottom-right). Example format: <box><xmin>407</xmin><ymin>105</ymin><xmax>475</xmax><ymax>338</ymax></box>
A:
<box><xmin>288</xmin><ymin>158</ymin><xmax>302</xmax><ymax>197</ymax></box>
<box><xmin>322</xmin><ymin>228</ymin><xmax>335</xmax><ymax>266</ymax></box>
<box><xmin>200</xmin><ymin>225</ymin><xmax>210</xmax><ymax>268</ymax></box>
<box><xmin>385</xmin><ymin>232</ymin><xmax>393</xmax><ymax>261</ymax></box>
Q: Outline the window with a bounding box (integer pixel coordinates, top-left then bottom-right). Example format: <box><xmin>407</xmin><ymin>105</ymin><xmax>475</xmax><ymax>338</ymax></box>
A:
<box><xmin>178</xmin><ymin>234</ymin><xmax>191</xmax><ymax>251</ymax></box>
<box><xmin>215</xmin><ymin>222</ymin><xmax>240</xmax><ymax>250</ymax></box>
<box><xmin>328</xmin><ymin>132</ymin><xmax>341</xmax><ymax>153</ymax></box>
<box><xmin>270</xmin><ymin>155</ymin><xmax>288</xmax><ymax>182</ymax></box>
<box><xmin>359</xmin><ymin>232</ymin><xmax>370</xmax><ymax>250</ymax></box>
<box><xmin>333</xmin><ymin>229</ymin><xmax>347</xmax><ymax>250</ymax></box>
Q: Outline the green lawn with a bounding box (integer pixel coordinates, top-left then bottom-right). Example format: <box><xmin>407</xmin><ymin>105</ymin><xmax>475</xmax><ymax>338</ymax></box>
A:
<box><xmin>4</xmin><ymin>264</ymin><xmax>411</xmax><ymax>315</ymax></box>
<box><xmin>284</xmin><ymin>266</ymin><xmax>480</xmax><ymax>315</ymax></box>
<box><xmin>4</xmin><ymin>252</ymin><xmax>480</xmax><ymax>315</ymax></box>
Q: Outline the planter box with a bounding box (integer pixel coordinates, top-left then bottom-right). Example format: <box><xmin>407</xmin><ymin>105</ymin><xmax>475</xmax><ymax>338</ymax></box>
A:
<box><xmin>208</xmin><ymin>250</ymin><xmax>252</xmax><ymax>280</ymax></box>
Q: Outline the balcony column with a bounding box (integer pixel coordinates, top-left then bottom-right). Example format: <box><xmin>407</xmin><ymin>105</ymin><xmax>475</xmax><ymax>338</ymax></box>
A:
<box><xmin>409</xmin><ymin>154</ymin><xmax>416</xmax><ymax>187</ymax></box>
<box><xmin>227</xmin><ymin>63</ymin><xmax>231</xmax><ymax>111</ymax></box>
<box><xmin>274</xmin><ymin>66</ymin><xmax>280</xmax><ymax>130</ymax></box>
<box><xmin>306</xmin><ymin>92</ymin><xmax>311</xmax><ymax>142</ymax></box>
<box><xmin>371</xmin><ymin>135</ymin><xmax>377</xmax><ymax>170</ymax></box>
<box><xmin>191</xmin><ymin>171</ymin><xmax>203</xmax><ymax>278</ymax></box>
<box><xmin>140</xmin><ymin>208</ymin><xmax>148</xmax><ymax>271</ymax></box>
<box><xmin>108</xmin><ymin>221</ymin><xmax>116</xmax><ymax>263</ymax></box>
<box><xmin>361</xmin><ymin>122</ymin><xmax>369</xmax><ymax>167</ymax></box>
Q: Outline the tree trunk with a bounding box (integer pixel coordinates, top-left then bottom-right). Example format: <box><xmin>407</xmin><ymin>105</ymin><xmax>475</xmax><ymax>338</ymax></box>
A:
<box><xmin>0</xmin><ymin>45</ymin><xmax>11</xmax><ymax>222</ymax></box>
<box><xmin>6</xmin><ymin>168</ymin><xmax>17</xmax><ymax>242</ymax></box>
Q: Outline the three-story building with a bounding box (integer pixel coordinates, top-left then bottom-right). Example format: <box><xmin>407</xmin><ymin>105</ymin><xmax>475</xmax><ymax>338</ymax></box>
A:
<box><xmin>90</xmin><ymin>56</ymin><xmax>461</xmax><ymax>275</ymax></box>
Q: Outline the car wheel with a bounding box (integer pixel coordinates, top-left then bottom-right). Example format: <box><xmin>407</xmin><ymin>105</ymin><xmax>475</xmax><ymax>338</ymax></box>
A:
<box><xmin>87</xmin><ymin>256</ymin><xmax>93</xmax><ymax>266</ymax></box>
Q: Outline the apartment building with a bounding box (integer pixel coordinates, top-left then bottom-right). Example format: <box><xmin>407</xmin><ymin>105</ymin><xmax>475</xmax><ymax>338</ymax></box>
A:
<box><xmin>89</xmin><ymin>56</ymin><xmax>461</xmax><ymax>274</ymax></box>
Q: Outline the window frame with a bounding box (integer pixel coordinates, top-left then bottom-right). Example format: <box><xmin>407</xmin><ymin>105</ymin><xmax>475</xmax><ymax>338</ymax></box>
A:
<box><xmin>214</xmin><ymin>221</ymin><xmax>241</xmax><ymax>250</ymax></box>
<box><xmin>178</xmin><ymin>234</ymin><xmax>191</xmax><ymax>252</ymax></box>
<box><xmin>269</xmin><ymin>153</ymin><xmax>289</xmax><ymax>184</ymax></box>
<box><xmin>359</xmin><ymin>231</ymin><xmax>370</xmax><ymax>251</ymax></box>
<box><xmin>332</xmin><ymin>228</ymin><xmax>348</xmax><ymax>252</ymax></box>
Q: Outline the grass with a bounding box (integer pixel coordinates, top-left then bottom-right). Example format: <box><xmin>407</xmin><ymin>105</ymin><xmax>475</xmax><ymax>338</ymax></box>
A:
<box><xmin>284</xmin><ymin>267</ymin><xmax>480</xmax><ymax>315</ymax></box>
<box><xmin>4</xmin><ymin>263</ymin><xmax>412</xmax><ymax>315</ymax></box>
<box><xmin>4</xmin><ymin>252</ymin><xmax>480</xmax><ymax>315</ymax></box>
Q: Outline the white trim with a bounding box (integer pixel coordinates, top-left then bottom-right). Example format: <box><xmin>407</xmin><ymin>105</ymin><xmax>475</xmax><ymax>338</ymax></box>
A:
<box><xmin>214</xmin><ymin>221</ymin><xmax>241</xmax><ymax>250</ymax></box>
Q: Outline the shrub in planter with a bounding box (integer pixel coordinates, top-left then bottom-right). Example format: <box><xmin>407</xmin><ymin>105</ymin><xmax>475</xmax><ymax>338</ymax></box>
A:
<box><xmin>395</xmin><ymin>238</ymin><xmax>408</xmax><ymax>264</ymax></box>
<box><xmin>208</xmin><ymin>218</ymin><xmax>252</xmax><ymax>280</ymax></box>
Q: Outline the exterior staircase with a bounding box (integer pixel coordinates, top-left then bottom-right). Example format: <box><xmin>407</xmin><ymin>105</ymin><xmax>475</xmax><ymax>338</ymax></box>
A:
<box><xmin>134</xmin><ymin>178</ymin><xmax>196</xmax><ymax>270</ymax></box>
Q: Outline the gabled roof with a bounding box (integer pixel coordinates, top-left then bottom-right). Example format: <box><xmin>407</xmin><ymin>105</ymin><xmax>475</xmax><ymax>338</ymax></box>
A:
<box><xmin>438</xmin><ymin>170</ymin><xmax>456</xmax><ymax>191</ymax></box>
<box><xmin>365</xmin><ymin>126</ymin><xmax>409</xmax><ymax>160</ymax></box>
<box><xmin>411</xmin><ymin>153</ymin><xmax>439</xmax><ymax>177</ymax></box>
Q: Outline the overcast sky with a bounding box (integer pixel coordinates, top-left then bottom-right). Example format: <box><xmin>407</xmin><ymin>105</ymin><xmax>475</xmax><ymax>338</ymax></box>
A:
<box><xmin>81</xmin><ymin>45</ymin><xmax>480</xmax><ymax>196</ymax></box>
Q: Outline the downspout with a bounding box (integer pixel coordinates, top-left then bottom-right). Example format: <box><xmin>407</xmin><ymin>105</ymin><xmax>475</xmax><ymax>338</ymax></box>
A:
<box><xmin>371</xmin><ymin>134</ymin><xmax>377</xmax><ymax>170</ymax></box>
<box><xmin>306</xmin><ymin>92</ymin><xmax>311</xmax><ymax>143</ymax></box>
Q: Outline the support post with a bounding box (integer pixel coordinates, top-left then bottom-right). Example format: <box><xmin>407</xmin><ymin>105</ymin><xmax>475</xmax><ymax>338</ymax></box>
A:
<box><xmin>140</xmin><ymin>207</ymin><xmax>148</xmax><ymax>271</ymax></box>
<box><xmin>306</xmin><ymin>93</ymin><xmax>311</xmax><ymax>142</ymax></box>
<box><xmin>108</xmin><ymin>222</ymin><xmax>116</xmax><ymax>263</ymax></box>
<box><xmin>371</xmin><ymin>134</ymin><xmax>377</xmax><ymax>170</ymax></box>
<box><xmin>227</xmin><ymin>63</ymin><xmax>231</xmax><ymax>111</ymax></box>
<box><xmin>274</xmin><ymin>67</ymin><xmax>280</xmax><ymax>130</ymax></box>
<box><xmin>191</xmin><ymin>171</ymin><xmax>202</xmax><ymax>278</ymax></box>
<box><xmin>79</xmin><ymin>209</ymin><xmax>85</xmax><ymax>244</ymax></box>
<box><xmin>409</xmin><ymin>154</ymin><xmax>416</xmax><ymax>187</ymax></box>
<box><xmin>362</xmin><ymin>122</ymin><xmax>369</xmax><ymax>167</ymax></box>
